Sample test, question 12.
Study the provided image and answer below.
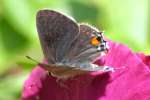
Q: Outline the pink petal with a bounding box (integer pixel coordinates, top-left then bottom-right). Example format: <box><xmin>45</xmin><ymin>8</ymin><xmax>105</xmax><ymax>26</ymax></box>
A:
<box><xmin>136</xmin><ymin>53</ymin><xmax>150</xmax><ymax>67</ymax></box>
<box><xmin>22</xmin><ymin>41</ymin><xmax>150</xmax><ymax>100</ymax></box>
<box><xmin>99</xmin><ymin>42</ymin><xmax>150</xmax><ymax>100</ymax></box>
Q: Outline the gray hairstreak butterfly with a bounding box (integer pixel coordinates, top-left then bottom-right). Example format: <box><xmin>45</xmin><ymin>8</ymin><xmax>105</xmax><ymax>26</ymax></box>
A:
<box><xmin>27</xmin><ymin>10</ymin><xmax>118</xmax><ymax>79</ymax></box>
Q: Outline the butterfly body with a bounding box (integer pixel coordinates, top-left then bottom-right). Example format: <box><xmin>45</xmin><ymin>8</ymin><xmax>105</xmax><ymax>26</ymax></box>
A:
<box><xmin>36</xmin><ymin>10</ymin><xmax>113</xmax><ymax>79</ymax></box>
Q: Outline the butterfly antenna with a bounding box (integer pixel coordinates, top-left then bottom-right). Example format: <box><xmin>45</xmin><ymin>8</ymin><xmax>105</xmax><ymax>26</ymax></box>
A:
<box><xmin>26</xmin><ymin>56</ymin><xmax>40</xmax><ymax>64</ymax></box>
<box><xmin>103</xmin><ymin>66</ymin><xmax>126</xmax><ymax>72</ymax></box>
<box><xmin>114</xmin><ymin>66</ymin><xmax>126</xmax><ymax>70</ymax></box>
<box><xmin>112</xmin><ymin>66</ymin><xmax>126</xmax><ymax>72</ymax></box>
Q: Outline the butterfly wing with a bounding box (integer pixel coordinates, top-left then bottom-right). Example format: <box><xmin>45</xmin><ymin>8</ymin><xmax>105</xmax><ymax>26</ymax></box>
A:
<box><xmin>64</xmin><ymin>24</ymin><xmax>109</xmax><ymax>71</ymax></box>
<box><xmin>67</xmin><ymin>24</ymin><xmax>103</xmax><ymax>63</ymax></box>
<box><xmin>35</xmin><ymin>10</ymin><xmax>113</xmax><ymax>79</ymax></box>
<box><xmin>36</xmin><ymin>10</ymin><xmax>79</xmax><ymax>64</ymax></box>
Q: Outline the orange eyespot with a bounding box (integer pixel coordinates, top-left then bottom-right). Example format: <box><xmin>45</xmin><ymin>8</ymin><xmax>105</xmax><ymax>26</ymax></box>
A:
<box><xmin>90</xmin><ymin>37</ymin><xmax>101</xmax><ymax>46</ymax></box>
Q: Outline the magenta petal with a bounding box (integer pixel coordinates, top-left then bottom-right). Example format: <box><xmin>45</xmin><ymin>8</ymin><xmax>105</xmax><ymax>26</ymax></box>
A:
<box><xmin>22</xmin><ymin>42</ymin><xmax>150</xmax><ymax>100</ymax></box>
<box><xmin>136</xmin><ymin>53</ymin><xmax>150</xmax><ymax>67</ymax></box>
<box><xmin>98</xmin><ymin>42</ymin><xmax>150</xmax><ymax>100</ymax></box>
<box><xmin>22</xmin><ymin>67</ymin><xmax>46</xmax><ymax>100</ymax></box>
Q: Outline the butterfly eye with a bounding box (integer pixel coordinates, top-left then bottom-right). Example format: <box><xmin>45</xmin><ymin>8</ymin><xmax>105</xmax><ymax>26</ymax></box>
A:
<box><xmin>90</xmin><ymin>36</ymin><xmax>101</xmax><ymax>46</ymax></box>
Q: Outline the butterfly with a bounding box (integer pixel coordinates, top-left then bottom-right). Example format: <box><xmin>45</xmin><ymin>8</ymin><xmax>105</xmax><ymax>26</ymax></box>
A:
<box><xmin>28</xmin><ymin>10</ymin><xmax>115</xmax><ymax>79</ymax></box>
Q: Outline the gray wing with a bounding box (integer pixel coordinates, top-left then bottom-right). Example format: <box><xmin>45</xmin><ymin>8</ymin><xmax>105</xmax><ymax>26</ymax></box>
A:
<box><xmin>65</xmin><ymin>24</ymin><xmax>108</xmax><ymax>71</ymax></box>
<box><xmin>36</xmin><ymin>10</ymin><xmax>79</xmax><ymax>64</ymax></box>
<box><xmin>67</xmin><ymin>24</ymin><xmax>102</xmax><ymax>64</ymax></box>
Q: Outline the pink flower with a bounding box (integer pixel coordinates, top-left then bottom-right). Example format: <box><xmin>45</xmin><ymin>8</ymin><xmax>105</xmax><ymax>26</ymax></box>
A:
<box><xmin>22</xmin><ymin>41</ymin><xmax>150</xmax><ymax>100</ymax></box>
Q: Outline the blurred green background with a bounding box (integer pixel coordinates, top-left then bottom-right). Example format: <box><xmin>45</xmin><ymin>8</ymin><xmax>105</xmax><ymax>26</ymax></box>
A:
<box><xmin>0</xmin><ymin>0</ymin><xmax>150</xmax><ymax>100</ymax></box>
